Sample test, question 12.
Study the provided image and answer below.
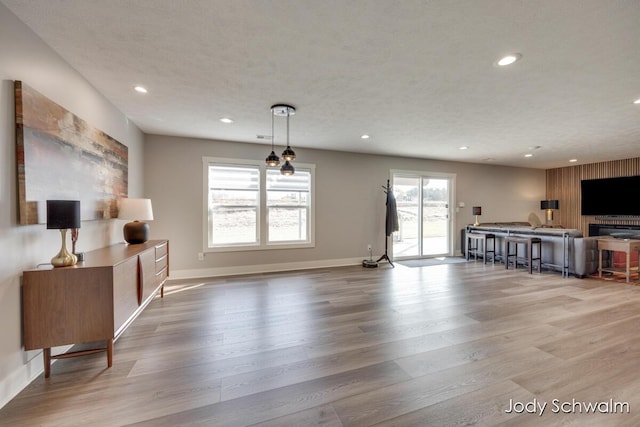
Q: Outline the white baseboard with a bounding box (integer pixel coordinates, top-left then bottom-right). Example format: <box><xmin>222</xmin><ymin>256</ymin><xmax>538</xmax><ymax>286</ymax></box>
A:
<box><xmin>1</xmin><ymin>344</ymin><xmax>75</xmax><ymax>410</ymax></box>
<box><xmin>0</xmin><ymin>355</ymin><xmax>38</xmax><ymax>410</ymax></box>
<box><xmin>169</xmin><ymin>257</ymin><xmax>368</xmax><ymax>280</ymax></box>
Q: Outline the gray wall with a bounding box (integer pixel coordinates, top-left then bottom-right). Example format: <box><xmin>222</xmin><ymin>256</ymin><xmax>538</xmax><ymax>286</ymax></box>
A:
<box><xmin>145</xmin><ymin>134</ymin><xmax>546</xmax><ymax>277</ymax></box>
<box><xmin>0</xmin><ymin>3</ymin><xmax>145</xmax><ymax>408</ymax></box>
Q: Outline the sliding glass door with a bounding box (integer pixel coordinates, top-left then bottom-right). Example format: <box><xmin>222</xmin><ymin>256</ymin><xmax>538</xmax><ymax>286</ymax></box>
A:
<box><xmin>392</xmin><ymin>172</ymin><xmax>454</xmax><ymax>258</ymax></box>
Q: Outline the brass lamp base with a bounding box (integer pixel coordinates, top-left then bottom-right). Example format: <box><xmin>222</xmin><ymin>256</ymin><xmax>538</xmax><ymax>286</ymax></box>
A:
<box><xmin>124</xmin><ymin>221</ymin><xmax>150</xmax><ymax>244</ymax></box>
<box><xmin>51</xmin><ymin>229</ymin><xmax>78</xmax><ymax>267</ymax></box>
<box><xmin>545</xmin><ymin>209</ymin><xmax>554</xmax><ymax>225</ymax></box>
<box><xmin>474</xmin><ymin>215</ymin><xmax>480</xmax><ymax>226</ymax></box>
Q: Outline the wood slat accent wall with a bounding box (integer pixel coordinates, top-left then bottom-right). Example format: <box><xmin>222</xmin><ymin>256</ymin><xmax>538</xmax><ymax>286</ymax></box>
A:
<box><xmin>546</xmin><ymin>157</ymin><xmax>640</xmax><ymax>234</ymax></box>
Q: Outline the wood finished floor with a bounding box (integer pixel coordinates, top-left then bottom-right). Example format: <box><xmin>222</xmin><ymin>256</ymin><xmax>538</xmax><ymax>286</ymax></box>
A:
<box><xmin>3</xmin><ymin>261</ymin><xmax>640</xmax><ymax>426</ymax></box>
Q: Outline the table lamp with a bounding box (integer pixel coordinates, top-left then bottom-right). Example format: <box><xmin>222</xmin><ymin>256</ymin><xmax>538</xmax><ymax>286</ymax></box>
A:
<box><xmin>473</xmin><ymin>206</ymin><xmax>482</xmax><ymax>226</ymax></box>
<box><xmin>47</xmin><ymin>200</ymin><xmax>81</xmax><ymax>267</ymax></box>
<box><xmin>540</xmin><ymin>199</ymin><xmax>559</xmax><ymax>225</ymax></box>
<box><xmin>118</xmin><ymin>198</ymin><xmax>154</xmax><ymax>244</ymax></box>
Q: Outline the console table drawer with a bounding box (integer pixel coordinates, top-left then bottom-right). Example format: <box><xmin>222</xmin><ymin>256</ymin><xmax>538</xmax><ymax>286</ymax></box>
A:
<box><xmin>156</xmin><ymin>266</ymin><xmax>168</xmax><ymax>284</ymax></box>
<box><xmin>156</xmin><ymin>254</ymin><xmax>167</xmax><ymax>272</ymax></box>
<box><xmin>155</xmin><ymin>241</ymin><xmax>168</xmax><ymax>259</ymax></box>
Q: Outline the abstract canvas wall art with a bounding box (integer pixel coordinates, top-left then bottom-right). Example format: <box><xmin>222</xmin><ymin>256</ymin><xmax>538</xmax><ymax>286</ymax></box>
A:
<box><xmin>15</xmin><ymin>81</ymin><xmax>128</xmax><ymax>225</ymax></box>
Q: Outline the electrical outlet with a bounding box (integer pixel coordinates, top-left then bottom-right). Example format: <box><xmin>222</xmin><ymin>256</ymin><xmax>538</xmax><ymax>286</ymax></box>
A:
<box><xmin>367</xmin><ymin>244</ymin><xmax>372</xmax><ymax>252</ymax></box>
<box><xmin>197</xmin><ymin>252</ymin><xmax>204</xmax><ymax>261</ymax></box>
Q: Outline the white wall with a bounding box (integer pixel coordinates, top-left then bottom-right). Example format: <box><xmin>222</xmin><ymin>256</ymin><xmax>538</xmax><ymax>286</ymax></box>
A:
<box><xmin>145</xmin><ymin>134</ymin><xmax>546</xmax><ymax>278</ymax></box>
<box><xmin>0</xmin><ymin>3</ymin><xmax>144</xmax><ymax>408</ymax></box>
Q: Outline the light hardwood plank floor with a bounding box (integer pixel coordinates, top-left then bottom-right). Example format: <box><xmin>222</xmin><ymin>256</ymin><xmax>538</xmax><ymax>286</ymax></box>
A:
<box><xmin>3</xmin><ymin>261</ymin><xmax>640</xmax><ymax>426</ymax></box>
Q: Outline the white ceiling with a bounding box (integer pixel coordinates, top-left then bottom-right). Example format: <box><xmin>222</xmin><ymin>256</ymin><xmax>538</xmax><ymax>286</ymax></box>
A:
<box><xmin>3</xmin><ymin>0</ymin><xmax>640</xmax><ymax>169</ymax></box>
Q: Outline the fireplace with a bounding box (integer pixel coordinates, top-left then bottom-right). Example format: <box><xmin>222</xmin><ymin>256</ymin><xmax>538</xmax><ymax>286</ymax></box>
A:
<box><xmin>589</xmin><ymin>224</ymin><xmax>640</xmax><ymax>239</ymax></box>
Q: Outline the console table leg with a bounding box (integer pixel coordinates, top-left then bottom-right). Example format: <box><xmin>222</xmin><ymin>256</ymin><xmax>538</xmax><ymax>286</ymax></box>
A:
<box><xmin>43</xmin><ymin>347</ymin><xmax>51</xmax><ymax>378</ymax></box>
<box><xmin>107</xmin><ymin>338</ymin><xmax>113</xmax><ymax>368</ymax></box>
<box><xmin>598</xmin><ymin>250</ymin><xmax>603</xmax><ymax>278</ymax></box>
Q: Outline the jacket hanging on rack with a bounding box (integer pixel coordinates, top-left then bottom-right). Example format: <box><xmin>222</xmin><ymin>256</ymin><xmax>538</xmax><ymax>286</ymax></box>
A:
<box><xmin>385</xmin><ymin>187</ymin><xmax>399</xmax><ymax>236</ymax></box>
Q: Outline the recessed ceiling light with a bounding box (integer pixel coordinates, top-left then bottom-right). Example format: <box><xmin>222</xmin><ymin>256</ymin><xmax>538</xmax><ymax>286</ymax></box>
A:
<box><xmin>634</xmin><ymin>98</ymin><xmax>640</xmax><ymax>104</ymax></box>
<box><xmin>524</xmin><ymin>153</ymin><xmax>533</xmax><ymax>158</ymax></box>
<box><xmin>134</xmin><ymin>86</ymin><xmax>147</xmax><ymax>94</ymax></box>
<box><xmin>459</xmin><ymin>146</ymin><xmax>469</xmax><ymax>150</ymax></box>
<box><xmin>569</xmin><ymin>159</ymin><xmax>578</xmax><ymax>163</ymax></box>
<box><xmin>220</xmin><ymin>117</ymin><xmax>234</xmax><ymax>124</ymax></box>
<box><xmin>360</xmin><ymin>134</ymin><xmax>370</xmax><ymax>139</ymax></box>
<box><xmin>496</xmin><ymin>53</ymin><xmax>522</xmax><ymax>67</ymax></box>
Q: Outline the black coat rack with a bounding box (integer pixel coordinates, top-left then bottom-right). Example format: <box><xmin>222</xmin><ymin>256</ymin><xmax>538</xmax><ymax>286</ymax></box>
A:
<box><xmin>376</xmin><ymin>179</ymin><xmax>397</xmax><ymax>267</ymax></box>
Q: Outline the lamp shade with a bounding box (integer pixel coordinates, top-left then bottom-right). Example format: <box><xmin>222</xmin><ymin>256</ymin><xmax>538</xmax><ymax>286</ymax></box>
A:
<box><xmin>47</xmin><ymin>200</ymin><xmax>80</xmax><ymax>267</ymax></box>
<box><xmin>119</xmin><ymin>198</ymin><xmax>153</xmax><ymax>244</ymax></box>
<box><xmin>472</xmin><ymin>206</ymin><xmax>482</xmax><ymax>215</ymax></box>
<box><xmin>280</xmin><ymin>160</ymin><xmax>295</xmax><ymax>176</ymax></box>
<box><xmin>540</xmin><ymin>200</ymin><xmax>559</xmax><ymax>210</ymax></box>
<box><xmin>47</xmin><ymin>200</ymin><xmax>81</xmax><ymax>229</ymax></box>
<box><xmin>281</xmin><ymin>146</ymin><xmax>296</xmax><ymax>162</ymax></box>
<box><xmin>118</xmin><ymin>198</ymin><xmax>154</xmax><ymax>220</ymax></box>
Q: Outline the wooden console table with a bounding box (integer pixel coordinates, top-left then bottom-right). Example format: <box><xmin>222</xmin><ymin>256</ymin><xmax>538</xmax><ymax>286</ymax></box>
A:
<box><xmin>22</xmin><ymin>240</ymin><xmax>169</xmax><ymax>377</ymax></box>
<box><xmin>598</xmin><ymin>238</ymin><xmax>640</xmax><ymax>283</ymax></box>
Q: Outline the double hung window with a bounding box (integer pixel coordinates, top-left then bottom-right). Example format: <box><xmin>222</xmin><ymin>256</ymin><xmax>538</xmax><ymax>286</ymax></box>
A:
<box><xmin>204</xmin><ymin>157</ymin><xmax>314</xmax><ymax>251</ymax></box>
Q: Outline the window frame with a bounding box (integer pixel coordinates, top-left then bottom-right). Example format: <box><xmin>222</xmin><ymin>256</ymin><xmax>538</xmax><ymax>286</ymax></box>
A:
<box><xmin>203</xmin><ymin>157</ymin><xmax>315</xmax><ymax>253</ymax></box>
<box><xmin>266</xmin><ymin>168</ymin><xmax>312</xmax><ymax>244</ymax></box>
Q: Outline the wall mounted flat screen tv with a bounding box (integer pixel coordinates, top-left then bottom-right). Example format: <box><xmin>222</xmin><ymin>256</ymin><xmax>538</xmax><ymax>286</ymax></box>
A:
<box><xmin>581</xmin><ymin>175</ymin><xmax>640</xmax><ymax>215</ymax></box>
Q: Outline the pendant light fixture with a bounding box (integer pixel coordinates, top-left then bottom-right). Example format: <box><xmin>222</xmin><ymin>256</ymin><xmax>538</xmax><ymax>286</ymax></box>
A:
<box><xmin>281</xmin><ymin>160</ymin><xmax>295</xmax><ymax>175</ymax></box>
<box><xmin>281</xmin><ymin>108</ymin><xmax>296</xmax><ymax>162</ymax></box>
<box><xmin>269</xmin><ymin>104</ymin><xmax>296</xmax><ymax>175</ymax></box>
<box><xmin>265</xmin><ymin>106</ymin><xmax>280</xmax><ymax>167</ymax></box>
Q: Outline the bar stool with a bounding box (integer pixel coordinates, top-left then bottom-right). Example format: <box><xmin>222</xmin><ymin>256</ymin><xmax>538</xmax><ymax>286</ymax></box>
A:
<box><xmin>466</xmin><ymin>233</ymin><xmax>496</xmax><ymax>264</ymax></box>
<box><xmin>505</xmin><ymin>236</ymin><xmax>542</xmax><ymax>274</ymax></box>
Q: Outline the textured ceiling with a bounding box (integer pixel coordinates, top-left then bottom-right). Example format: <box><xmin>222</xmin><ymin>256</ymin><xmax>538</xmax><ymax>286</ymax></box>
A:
<box><xmin>3</xmin><ymin>0</ymin><xmax>640</xmax><ymax>169</ymax></box>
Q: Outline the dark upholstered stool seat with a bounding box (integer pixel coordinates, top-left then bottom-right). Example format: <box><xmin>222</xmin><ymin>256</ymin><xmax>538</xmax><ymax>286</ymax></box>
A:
<box><xmin>505</xmin><ymin>236</ymin><xmax>542</xmax><ymax>274</ymax></box>
<box><xmin>466</xmin><ymin>233</ymin><xmax>496</xmax><ymax>264</ymax></box>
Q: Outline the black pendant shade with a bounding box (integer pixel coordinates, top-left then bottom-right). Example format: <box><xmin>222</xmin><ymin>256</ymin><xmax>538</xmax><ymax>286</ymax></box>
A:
<box><xmin>265</xmin><ymin>150</ymin><xmax>280</xmax><ymax>167</ymax></box>
<box><xmin>281</xmin><ymin>145</ymin><xmax>296</xmax><ymax>162</ymax></box>
<box><xmin>280</xmin><ymin>160</ymin><xmax>295</xmax><ymax>176</ymax></box>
